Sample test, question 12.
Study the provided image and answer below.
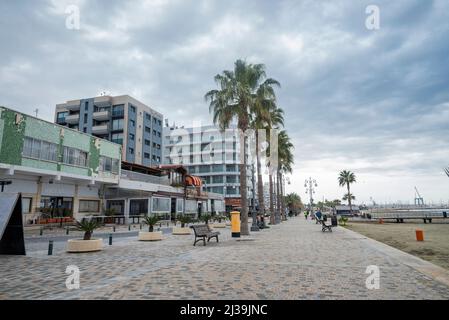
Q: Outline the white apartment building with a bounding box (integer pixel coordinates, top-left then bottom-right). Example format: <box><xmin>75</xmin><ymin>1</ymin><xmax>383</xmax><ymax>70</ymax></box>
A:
<box><xmin>163</xmin><ymin>123</ymin><xmax>255</xmax><ymax>211</ymax></box>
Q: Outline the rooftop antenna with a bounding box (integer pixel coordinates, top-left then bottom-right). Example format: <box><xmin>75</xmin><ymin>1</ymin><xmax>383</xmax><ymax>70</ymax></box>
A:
<box><xmin>34</xmin><ymin>108</ymin><xmax>39</xmax><ymax>117</ymax></box>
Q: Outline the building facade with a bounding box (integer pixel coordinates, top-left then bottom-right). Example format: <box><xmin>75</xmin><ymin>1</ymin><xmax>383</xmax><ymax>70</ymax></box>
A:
<box><xmin>1</xmin><ymin>106</ymin><xmax>224</xmax><ymax>224</ymax></box>
<box><xmin>0</xmin><ymin>106</ymin><xmax>122</xmax><ymax>223</ymax></box>
<box><xmin>54</xmin><ymin>95</ymin><xmax>163</xmax><ymax>166</ymax></box>
<box><xmin>163</xmin><ymin>123</ymin><xmax>254</xmax><ymax>211</ymax></box>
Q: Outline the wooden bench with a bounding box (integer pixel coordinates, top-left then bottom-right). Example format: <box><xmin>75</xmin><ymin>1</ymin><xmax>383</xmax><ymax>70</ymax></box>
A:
<box><xmin>190</xmin><ymin>224</ymin><xmax>220</xmax><ymax>246</ymax></box>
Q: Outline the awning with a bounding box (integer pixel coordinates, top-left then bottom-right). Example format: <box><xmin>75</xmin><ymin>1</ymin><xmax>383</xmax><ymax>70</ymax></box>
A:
<box><xmin>185</xmin><ymin>175</ymin><xmax>202</xmax><ymax>186</ymax></box>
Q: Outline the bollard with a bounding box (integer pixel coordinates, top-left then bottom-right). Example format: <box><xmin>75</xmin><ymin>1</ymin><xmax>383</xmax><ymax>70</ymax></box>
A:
<box><xmin>40</xmin><ymin>227</ymin><xmax>43</xmax><ymax>236</ymax></box>
<box><xmin>109</xmin><ymin>234</ymin><xmax>112</xmax><ymax>245</ymax></box>
<box><xmin>66</xmin><ymin>227</ymin><xmax>69</xmax><ymax>235</ymax></box>
<box><xmin>231</xmin><ymin>211</ymin><xmax>241</xmax><ymax>238</ymax></box>
<box><xmin>48</xmin><ymin>240</ymin><xmax>53</xmax><ymax>255</ymax></box>
<box><xmin>128</xmin><ymin>225</ymin><xmax>131</xmax><ymax>231</ymax></box>
<box><xmin>113</xmin><ymin>226</ymin><xmax>116</xmax><ymax>232</ymax></box>
<box><xmin>416</xmin><ymin>229</ymin><xmax>424</xmax><ymax>241</ymax></box>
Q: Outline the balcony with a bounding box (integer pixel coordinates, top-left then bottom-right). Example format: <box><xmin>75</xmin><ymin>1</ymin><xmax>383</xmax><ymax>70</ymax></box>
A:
<box><xmin>92</xmin><ymin>124</ymin><xmax>109</xmax><ymax>135</ymax></box>
<box><xmin>65</xmin><ymin>100</ymin><xmax>81</xmax><ymax>111</ymax></box>
<box><xmin>65</xmin><ymin>114</ymin><xmax>80</xmax><ymax>124</ymax></box>
<box><xmin>93</xmin><ymin>110</ymin><xmax>110</xmax><ymax>121</ymax></box>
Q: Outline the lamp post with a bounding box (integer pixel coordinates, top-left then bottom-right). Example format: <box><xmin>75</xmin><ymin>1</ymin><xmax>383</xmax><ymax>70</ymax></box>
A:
<box><xmin>250</xmin><ymin>163</ymin><xmax>259</xmax><ymax>231</ymax></box>
<box><xmin>304</xmin><ymin>177</ymin><xmax>317</xmax><ymax>212</ymax></box>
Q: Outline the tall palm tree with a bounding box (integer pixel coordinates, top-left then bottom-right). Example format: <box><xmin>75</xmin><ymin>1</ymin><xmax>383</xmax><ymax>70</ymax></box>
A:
<box><xmin>251</xmin><ymin>79</ymin><xmax>281</xmax><ymax>218</ymax></box>
<box><xmin>206</xmin><ymin>59</ymin><xmax>278</xmax><ymax>235</ymax></box>
<box><xmin>264</xmin><ymin>108</ymin><xmax>284</xmax><ymax>225</ymax></box>
<box><xmin>278</xmin><ymin>130</ymin><xmax>294</xmax><ymax>221</ymax></box>
<box><xmin>338</xmin><ymin>170</ymin><xmax>356</xmax><ymax>214</ymax></box>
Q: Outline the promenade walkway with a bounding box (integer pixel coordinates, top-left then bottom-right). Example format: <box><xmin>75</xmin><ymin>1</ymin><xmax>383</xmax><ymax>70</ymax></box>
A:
<box><xmin>1</xmin><ymin>216</ymin><xmax>449</xmax><ymax>299</ymax></box>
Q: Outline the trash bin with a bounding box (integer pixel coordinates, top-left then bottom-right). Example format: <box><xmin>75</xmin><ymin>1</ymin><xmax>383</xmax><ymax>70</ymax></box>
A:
<box><xmin>415</xmin><ymin>229</ymin><xmax>424</xmax><ymax>241</ymax></box>
<box><xmin>331</xmin><ymin>215</ymin><xmax>338</xmax><ymax>226</ymax></box>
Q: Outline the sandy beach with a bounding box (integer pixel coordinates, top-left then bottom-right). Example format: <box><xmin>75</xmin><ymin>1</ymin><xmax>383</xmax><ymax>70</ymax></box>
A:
<box><xmin>345</xmin><ymin>220</ymin><xmax>449</xmax><ymax>271</ymax></box>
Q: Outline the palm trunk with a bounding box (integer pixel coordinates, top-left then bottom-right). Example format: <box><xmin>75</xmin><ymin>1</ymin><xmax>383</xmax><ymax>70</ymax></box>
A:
<box><xmin>240</xmin><ymin>131</ymin><xmax>249</xmax><ymax>235</ymax></box>
<box><xmin>347</xmin><ymin>183</ymin><xmax>352</xmax><ymax>215</ymax></box>
<box><xmin>276</xmin><ymin>171</ymin><xmax>281</xmax><ymax>223</ymax></box>
<box><xmin>280</xmin><ymin>173</ymin><xmax>285</xmax><ymax>220</ymax></box>
<box><xmin>269</xmin><ymin>174</ymin><xmax>274</xmax><ymax>224</ymax></box>
<box><xmin>256</xmin><ymin>130</ymin><xmax>265</xmax><ymax>215</ymax></box>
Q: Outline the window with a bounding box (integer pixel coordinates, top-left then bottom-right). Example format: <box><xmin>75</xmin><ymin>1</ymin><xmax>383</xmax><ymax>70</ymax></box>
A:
<box><xmin>176</xmin><ymin>199</ymin><xmax>184</xmax><ymax>213</ymax></box>
<box><xmin>79</xmin><ymin>200</ymin><xmax>100</xmax><ymax>213</ymax></box>
<box><xmin>158</xmin><ymin>120</ymin><xmax>162</xmax><ymax>126</ymax></box>
<box><xmin>153</xmin><ymin>129</ymin><xmax>157</xmax><ymax>136</ymax></box>
<box><xmin>144</xmin><ymin>153</ymin><xmax>150</xmax><ymax>159</ymax></box>
<box><xmin>129</xmin><ymin>133</ymin><xmax>135</xmax><ymax>141</ymax></box>
<box><xmin>156</xmin><ymin>144</ymin><xmax>161</xmax><ymax>149</ymax></box>
<box><xmin>145</xmin><ymin>139</ymin><xmax>150</xmax><ymax>146</ymax></box>
<box><xmin>111</xmin><ymin>133</ymin><xmax>123</xmax><ymax>145</ymax></box>
<box><xmin>157</xmin><ymin>132</ymin><xmax>161</xmax><ymax>138</ymax></box>
<box><xmin>22</xmin><ymin>197</ymin><xmax>32</xmax><ymax>214</ymax></box>
<box><xmin>130</xmin><ymin>199</ymin><xmax>148</xmax><ymax>215</ymax></box>
<box><xmin>99</xmin><ymin>156</ymin><xmax>119</xmax><ymax>173</ymax></box>
<box><xmin>112</xmin><ymin>104</ymin><xmax>124</xmax><ymax>117</ymax></box>
<box><xmin>152</xmin><ymin>155</ymin><xmax>156</xmax><ymax>161</ymax></box>
<box><xmin>129</xmin><ymin>148</ymin><xmax>134</xmax><ymax>155</ymax></box>
<box><xmin>153</xmin><ymin>118</ymin><xmax>157</xmax><ymax>124</ymax></box>
<box><xmin>153</xmin><ymin>142</ymin><xmax>157</xmax><ymax>148</ymax></box>
<box><xmin>130</xmin><ymin>119</ymin><xmax>135</xmax><ymax>127</ymax></box>
<box><xmin>112</xmin><ymin>119</ymin><xmax>124</xmax><ymax>130</ymax></box>
<box><xmin>83</xmin><ymin>127</ymin><xmax>87</xmax><ymax>133</ymax></box>
<box><xmin>212</xmin><ymin>176</ymin><xmax>223</xmax><ymax>183</ymax></box>
<box><xmin>83</xmin><ymin>114</ymin><xmax>88</xmax><ymax>124</ymax></box>
<box><xmin>145</xmin><ymin>126</ymin><xmax>151</xmax><ymax>134</ymax></box>
<box><xmin>156</xmin><ymin>156</ymin><xmax>160</xmax><ymax>162</ymax></box>
<box><xmin>130</xmin><ymin>105</ymin><xmax>136</xmax><ymax>113</ymax></box>
<box><xmin>152</xmin><ymin>197</ymin><xmax>170</xmax><ymax>212</ymax></box>
<box><xmin>56</xmin><ymin>112</ymin><xmax>68</xmax><ymax>124</ymax></box>
<box><xmin>63</xmin><ymin>147</ymin><xmax>88</xmax><ymax>167</ymax></box>
<box><xmin>23</xmin><ymin>137</ymin><xmax>58</xmax><ymax>162</ymax></box>
<box><xmin>145</xmin><ymin>114</ymin><xmax>151</xmax><ymax>121</ymax></box>
<box><xmin>85</xmin><ymin>102</ymin><xmax>88</xmax><ymax>111</ymax></box>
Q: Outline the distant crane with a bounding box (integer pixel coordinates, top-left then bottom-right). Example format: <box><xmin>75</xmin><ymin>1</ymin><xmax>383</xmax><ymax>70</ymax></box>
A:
<box><xmin>414</xmin><ymin>186</ymin><xmax>424</xmax><ymax>206</ymax></box>
<box><xmin>444</xmin><ymin>166</ymin><xmax>449</xmax><ymax>178</ymax></box>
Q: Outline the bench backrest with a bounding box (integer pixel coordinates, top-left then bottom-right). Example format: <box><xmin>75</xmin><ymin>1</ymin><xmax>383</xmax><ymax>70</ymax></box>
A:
<box><xmin>191</xmin><ymin>224</ymin><xmax>211</xmax><ymax>236</ymax></box>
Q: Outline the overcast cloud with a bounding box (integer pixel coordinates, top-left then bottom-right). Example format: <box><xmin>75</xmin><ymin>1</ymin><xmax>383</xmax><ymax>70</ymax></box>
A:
<box><xmin>1</xmin><ymin>0</ymin><xmax>449</xmax><ymax>205</ymax></box>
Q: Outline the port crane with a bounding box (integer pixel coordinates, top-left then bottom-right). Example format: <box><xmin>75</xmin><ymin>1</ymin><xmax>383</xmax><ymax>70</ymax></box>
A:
<box><xmin>414</xmin><ymin>187</ymin><xmax>424</xmax><ymax>206</ymax></box>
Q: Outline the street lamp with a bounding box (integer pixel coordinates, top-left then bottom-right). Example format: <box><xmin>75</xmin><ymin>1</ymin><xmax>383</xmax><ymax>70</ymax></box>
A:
<box><xmin>304</xmin><ymin>177</ymin><xmax>317</xmax><ymax>212</ymax></box>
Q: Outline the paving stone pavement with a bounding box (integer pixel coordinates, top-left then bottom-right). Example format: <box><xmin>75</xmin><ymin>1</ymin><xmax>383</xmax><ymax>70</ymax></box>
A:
<box><xmin>1</xmin><ymin>217</ymin><xmax>449</xmax><ymax>299</ymax></box>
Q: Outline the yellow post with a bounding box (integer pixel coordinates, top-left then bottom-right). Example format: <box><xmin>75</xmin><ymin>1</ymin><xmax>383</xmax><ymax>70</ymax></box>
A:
<box><xmin>231</xmin><ymin>211</ymin><xmax>240</xmax><ymax>238</ymax></box>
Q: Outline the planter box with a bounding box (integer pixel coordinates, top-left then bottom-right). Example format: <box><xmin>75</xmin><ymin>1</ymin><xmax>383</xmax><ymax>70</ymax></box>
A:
<box><xmin>67</xmin><ymin>238</ymin><xmax>103</xmax><ymax>253</ymax></box>
<box><xmin>172</xmin><ymin>227</ymin><xmax>191</xmax><ymax>235</ymax></box>
<box><xmin>138</xmin><ymin>231</ymin><xmax>163</xmax><ymax>241</ymax></box>
<box><xmin>212</xmin><ymin>223</ymin><xmax>227</xmax><ymax>228</ymax></box>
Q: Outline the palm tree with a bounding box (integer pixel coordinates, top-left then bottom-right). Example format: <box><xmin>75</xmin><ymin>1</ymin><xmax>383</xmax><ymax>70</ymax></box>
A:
<box><xmin>251</xmin><ymin>100</ymin><xmax>283</xmax><ymax>218</ymax></box>
<box><xmin>265</xmin><ymin>108</ymin><xmax>285</xmax><ymax>224</ymax></box>
<box><xmin>206</xmin><ymin>59</ymin><xmax>279</xmax><ymax>235</ymax></box>
<box><xmin>342</xmin><ymin>193</ymin><xmax>356</xmax><ymax>202</ymax></box>
<box><xmin>338</xmin><ymin>170</ymin><xmax>356</xmax><ymax>214</ymax></box>
<box><xmin>277</xmin><ymin>130</ymin><xmax>294</xmax><ymax>221</ymax></box>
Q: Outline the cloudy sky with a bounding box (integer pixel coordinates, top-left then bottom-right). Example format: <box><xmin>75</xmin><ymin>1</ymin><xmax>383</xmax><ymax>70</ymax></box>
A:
<box><xmin>1</xmin><ymin>0</ymin><xmax>449</xmax><ymax>205</ymax></box>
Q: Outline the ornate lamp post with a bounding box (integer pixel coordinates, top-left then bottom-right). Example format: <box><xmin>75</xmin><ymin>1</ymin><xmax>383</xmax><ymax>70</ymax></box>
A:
<box><xmin>304</xmin><ymin>177</ymin><xmax>317</xmax><ymax>212</ymax></box>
